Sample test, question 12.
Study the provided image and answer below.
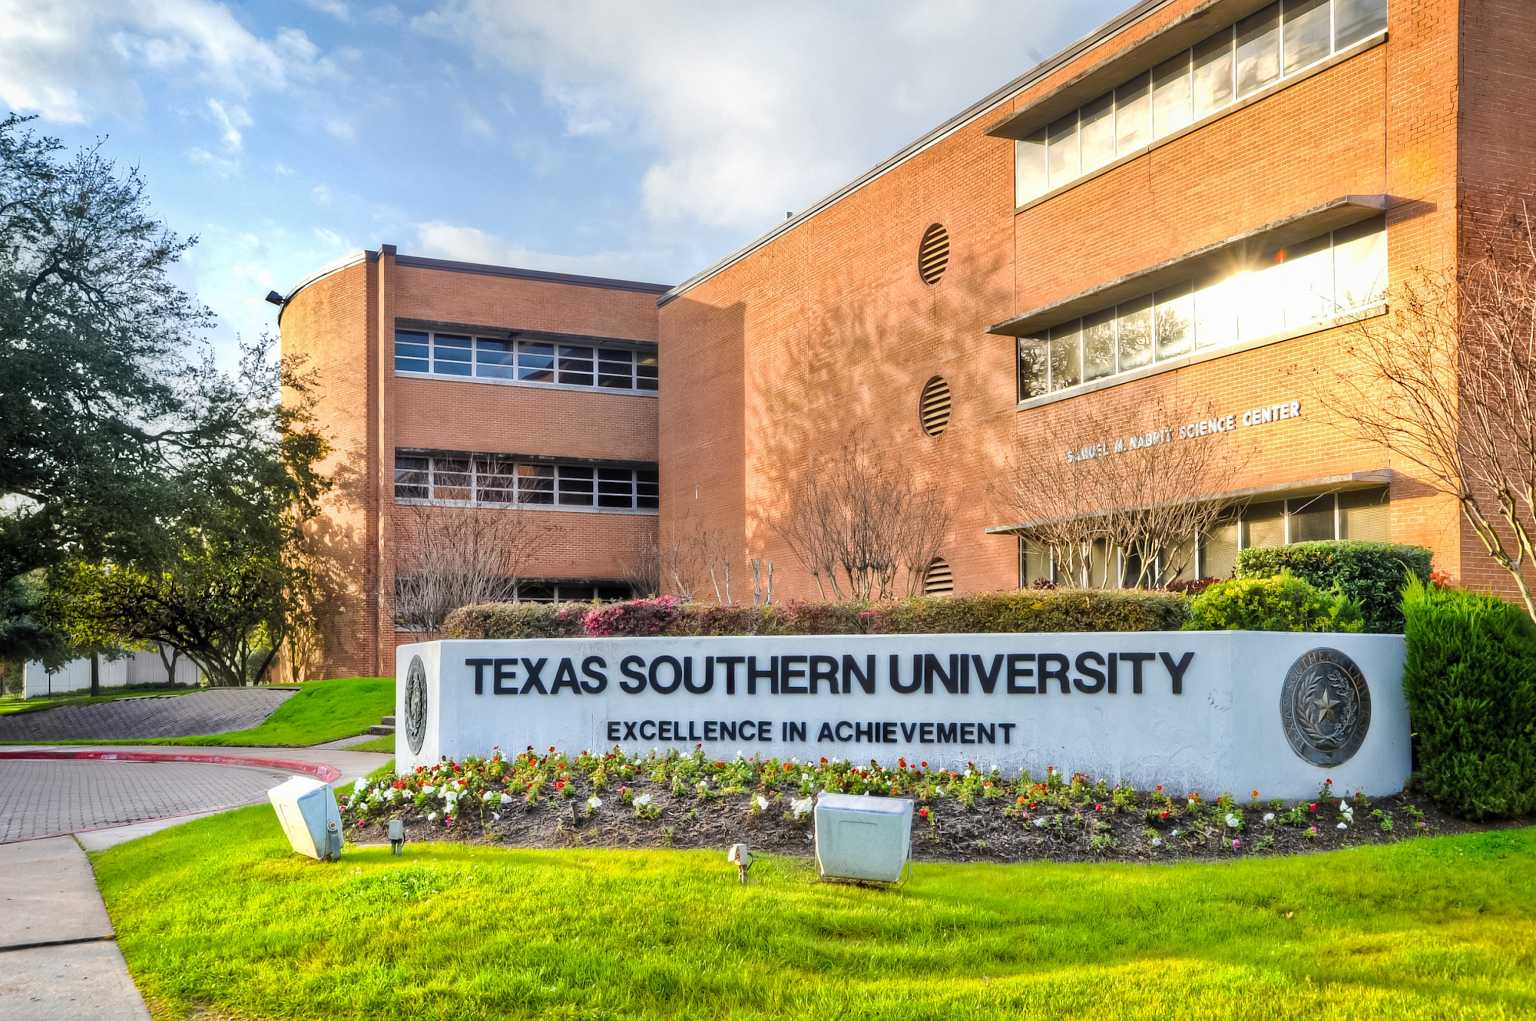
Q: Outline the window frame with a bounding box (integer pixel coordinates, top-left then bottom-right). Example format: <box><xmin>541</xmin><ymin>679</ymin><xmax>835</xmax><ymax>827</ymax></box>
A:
<box><xmin>393</xmin><ymin>450</ymin><xmax>659</xmax><ymax>513</ymax></box>
<box><xmin>393</xmin><ymin>328</ymin><xmax>659</xmax><ymax>396</ymax></box>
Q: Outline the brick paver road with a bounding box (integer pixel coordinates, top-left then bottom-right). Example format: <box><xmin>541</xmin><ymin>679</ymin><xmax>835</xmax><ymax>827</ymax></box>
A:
<box><xmin>0</xmin><ymin>759</ymin><xmax>291</xmax><ymax>843</ymax></box>
<box><xmin>0</xmin><ymin>689</ymin><xmax>293</xmax><ymax>742</ymax></box>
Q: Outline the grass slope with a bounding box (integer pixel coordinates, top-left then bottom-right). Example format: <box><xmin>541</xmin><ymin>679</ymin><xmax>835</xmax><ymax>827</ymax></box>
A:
<box><xmin>93</xmin><ymin>802</ymin><xmax>1536</xmax><ymax>1021</ymax></box>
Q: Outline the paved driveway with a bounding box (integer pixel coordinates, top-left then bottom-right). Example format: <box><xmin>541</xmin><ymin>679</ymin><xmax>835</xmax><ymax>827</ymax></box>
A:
<box><xmin>0</xmin><ymin>689</ymin><xmax>292</xmax><ymax>742</ymax></box>
<box><xmin>0</xmin><ymin>759</ymin><xmax>292</xmax><ymax>844</ymax></box>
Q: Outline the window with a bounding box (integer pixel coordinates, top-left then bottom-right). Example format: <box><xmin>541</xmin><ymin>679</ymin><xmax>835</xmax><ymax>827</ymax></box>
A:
<box><xmin>514</xmin><ymin>580</ymin><xmax>633</xmax><ymax>603</ymax></box>
<box><xmin>1288</xmin><ymin>493</ymin><xmax>1335</xmax><ymax>541</ymax></box>
<box><xmin>393</xmin><ymin>329</ymin><xmax>658</xmax><ymax>393</ymax></box>
<box><xmin>394</xmin><ymin>451</ymin><xmax>658</xmax><ymax>511</ymax></box>
<box><xmin>1234</xmin><ymin>4</ymin><xmax>1281</xmax><ymax>98</ymax></box>
<box><xmin>1013</xmin><ymin>0</ymin><xmax>1386</xmax><ymax>205</ymax></box>
<box><xmin>1016</xmin><ymin>218</ymin><xmax>1387</xmax><ymax>400</ymax></box>
<box><xmin>1339</xmin><ymin>487</ymin><xmax>1389</xmax><ymax>540</ymax></box>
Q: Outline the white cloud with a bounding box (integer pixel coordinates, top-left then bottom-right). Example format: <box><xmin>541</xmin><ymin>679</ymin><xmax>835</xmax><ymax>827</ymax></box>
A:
<box><xmin>0</xmin><ymin>0</ymin><xmax>340</xmax><ymax>124</ymax></box>
<box><xmin>206</xmin><ymin>97</ymin><xmax>251</xmax><ymax>152</ymax></box>
<box><xmin>414</xmin><ymin>0</ymin><xmax>1124</xmax><ymax>234</ymax></box>
<box><xmin>273</xmin><ymin>160</ymin><xmax>295</xmax><ymax>177</ymax></box>
<box><xmin>323</xmin><ymin>116</ymin><xmax>356</xmax><ymax>142</ymax></box>
<box><xmin>305</xmin><ymin>0</ymin><xmax>350</xmax><ymax>20</ymax></box>
<box><xmin>188</xmin><ymin>145</ymin><xmax>242</xmax><ymax>177</ymax></box>
<box><xmin>311</xmin><ymin>183</ymin><xmax>333</xmax><ymax>206</ymax></box>
<box><xmin>462</xmin><ymin>108</ymin><xmax>495</xmax><ymax>139</ymax></box>
<box><xmin>413</xmin><ymin>221</ymin><xmax>669</xmax><ymax>282</ymax></box>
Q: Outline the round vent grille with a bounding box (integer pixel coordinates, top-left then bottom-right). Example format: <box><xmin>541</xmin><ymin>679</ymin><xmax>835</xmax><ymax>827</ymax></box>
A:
<box><xmin>919</xmin><ymin>375</ymin><xmax>952</xmax><ymax>437</ymax></box>
<box><xmin>922</xmin><ymin>557</ymin><xmax>954</xmax><ymax>596</ymax></box>
<box><xmin>917</xmin><ymin>223</ymin><xmax>949</xmax><ymax>285</ymax></box>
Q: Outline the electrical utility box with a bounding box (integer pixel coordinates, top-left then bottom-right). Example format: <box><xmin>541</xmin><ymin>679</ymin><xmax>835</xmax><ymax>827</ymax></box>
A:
<box><xmin>267</xmin><ymin>775</ymin><xmax>342</xmax><ymax>861</ymax></box>
<box><xmin>813</xmin><ymin>792</ymin><xmax>913</xmax><ymax>883</ymax></box>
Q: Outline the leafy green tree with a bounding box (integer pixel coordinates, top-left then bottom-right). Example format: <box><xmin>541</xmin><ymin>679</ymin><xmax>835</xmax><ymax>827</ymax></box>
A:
<box><xmin>45</xmin><ymin>341</ymin><xmax>331</xmax><ymax>687</ymax></box>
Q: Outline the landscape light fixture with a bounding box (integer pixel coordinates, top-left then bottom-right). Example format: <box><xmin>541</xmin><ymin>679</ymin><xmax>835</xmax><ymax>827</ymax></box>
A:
<box><xmin>813</xmin><ymin>792</ymin><xmax>912</xmax><ymax>885</ymax></box>
<box><xmin>727</xmin><ymin>843</ymin><xmax>752</xmax><ymax>884</ymax></box>
<box><xmin>388</xmin><ymin>818</ymin><xmax>406</xmax><ymax>856</ymax></box>
<box><xmin>267</xmin><ymin>776</ymin><xmax>343</xmax><ymax>862</ymax></box>
<box><xmin>264</xmin><ymin>290</ymin><xmax>285</xmax><ymax>306</ymax></box>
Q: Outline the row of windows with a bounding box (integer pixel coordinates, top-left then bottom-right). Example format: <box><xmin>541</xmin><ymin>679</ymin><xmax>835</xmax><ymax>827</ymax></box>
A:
<box><xmin>1020</xmin><ymin>488</ymin><xmax>1389</xmax><ymax>587</ymax></box>
<box><xmin>513</xmin><ymin>580</ymin><xmax>634</xmax><ymax>603</ymax></box>
<box><xmin>395</xmin><ymin>329</ymin><xmax>658</xmax><ymax>393</ymax></box>
<box><xmin>395</xmin><ymin>451</ymin><xmax>659</xmax><ymax>511</ymax></box>
<box><xmin>1015</xmin><ymin>0</ymin><xmax>1387</xmax><ymax>205</ymax></box>
<box><xmin>1017</xmin><ymin>217</ymin><xmax>1385</xmax><ymax>400</ymax></box>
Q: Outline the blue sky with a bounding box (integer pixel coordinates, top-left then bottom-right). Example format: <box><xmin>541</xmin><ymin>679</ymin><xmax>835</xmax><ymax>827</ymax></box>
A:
<box><xmin>1</xmin><ymin>1</ymin><xmax>1123</xmax><ymax>361</ymax></box>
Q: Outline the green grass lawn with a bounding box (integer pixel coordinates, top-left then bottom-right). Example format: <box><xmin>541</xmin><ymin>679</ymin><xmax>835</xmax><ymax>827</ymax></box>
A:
<box><xmin>0</xmin><ymin>686</ymin><xmax>192</xmax><ymax>716</ymax></box>
<box><xmin>2</xmin><ymin>676</ymin><xmax>393</xmax><ymax>747</ymax></box>
<box><xmin>92</xmin><ymin>801</ymin><xmax>1536</xmax><ymax>1021</ymax></box>
<box><xmin>345</xmin><ymin>732</ymin><xmax>396</xmax><ymax>753</ymax></box>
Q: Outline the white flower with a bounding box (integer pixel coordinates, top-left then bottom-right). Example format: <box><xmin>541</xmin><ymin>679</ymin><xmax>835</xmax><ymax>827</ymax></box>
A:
<box><xmin>1170</xmin><ymin>828</ymin><xmax>1181</xmax><ymax>838</ymax></box>
<box><xmin>586</xmin><ymin>796</ymin><xmax>602</xmax><ymax>810</ymax></box>
<box><xmin>482</xmin><ymin>791</ymin><xmax>494</xmax><ymax>802</ymax></box>
<box><xmin>499</xmin><ymin>792</ymin><xmax>513</xmax><ymax>805</ymax></box>
<box><xmin>421</xmin><ymin>784</ymin><xmax>435</xmax><ymax>795</ymax></box>
<box><xmin>753</xmin><ymin>794</ymin><xmax>769</xmax><ymax>811</ymax></box>
<box><xmin>491</xmin><ymin>812</ymin><xmax>500</xmax><ymax>822</ymax></box>
<box><xmin>1225</xmin><ymin>813</ymin><xmax>1241</xmax><ymax>829</ymax></box>
<box><xmin>427</xmin><ymin>812</ymin><xmax>438</xmax><ymax>822</ymax></box>
<box><xmin>633</xmin><ymin>794</ymin><xmax>653</xmax><ymax>808</ymax></box>
<box><xmin>790</xmin><ymin>797</ymin><xmax>813</xmax><ymax>819</ymax></box>
<box><xmin>1262</xmin><ymin>812</ymin><xmax>1275</xmax><ymax>823</ymax></box>
<box><xmin>1151</xmin><ymin>837</ymin><xmax>1164</xmax><ymax>848</ymax></box>
<box><xmin>1033</xmin><ymin>817</ymin><xmax>1047</xmax><ymax>828</ymax></box>
<box><xmin>696</xmin><ymin>780</ymin><xmax>709</xmax><ymax>791</ymax></box>
<box><xmin>1337</xmin><ymin>821</ymin><xmax>1349</xmax><ymax>830</ymax></box>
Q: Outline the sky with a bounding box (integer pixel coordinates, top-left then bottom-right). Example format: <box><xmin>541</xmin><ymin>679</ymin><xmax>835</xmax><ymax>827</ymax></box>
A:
<box><xmin>0</xmin><ymin>0</ymin><xmax>1124</xmax><ymax>362</ymax></box>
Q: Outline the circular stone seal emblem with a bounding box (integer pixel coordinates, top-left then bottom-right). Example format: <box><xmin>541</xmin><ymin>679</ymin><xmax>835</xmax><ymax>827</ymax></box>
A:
<box><xmin>404</xmin><ymin>655</ymin><xmax>428</xmax><ymax>756</ymax></box>
<box><xmin>1279</xmin><ymin>647</ymin><xmax>1371</xmax><ymax>767</ymax></box>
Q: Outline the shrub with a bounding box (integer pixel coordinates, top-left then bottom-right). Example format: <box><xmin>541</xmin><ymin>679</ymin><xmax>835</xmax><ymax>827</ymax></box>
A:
<box><xmin>442</xmin><ymin>588</ymin><xmax>1189</xmax><ymax>639</ymax></box>
<box><xmin>1185</xmin><ymin>573</ymin><xmax>1364</xmax><ymax>633</ymax></box>
<box><xmin>442</xmin><ymin>602</ymin><xmax>586</xmax><ymax>640</ymax></box>
<box><xmin>1236</xmin><ymin>541</ymin><xmax>1431</xmax><ymax>633</ymax></box>
<box><xmin>1402</xmin><ymin>577</ymin><xmax>1536</xmax><ymax>820</ymax></box>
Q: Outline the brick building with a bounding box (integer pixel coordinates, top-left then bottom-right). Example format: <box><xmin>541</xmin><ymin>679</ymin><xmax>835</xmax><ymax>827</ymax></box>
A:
<box><xmin>279</xmin><ymin>0</ymin><xmax>1534</xmax><ymax>677</ymax></box>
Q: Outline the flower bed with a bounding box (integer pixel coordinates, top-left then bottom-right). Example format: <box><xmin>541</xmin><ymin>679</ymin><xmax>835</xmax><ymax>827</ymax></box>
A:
<box><xmin>342</xmin><ymin>747</ymin><xmax>1475</xmax><ymax>863</ymax></box>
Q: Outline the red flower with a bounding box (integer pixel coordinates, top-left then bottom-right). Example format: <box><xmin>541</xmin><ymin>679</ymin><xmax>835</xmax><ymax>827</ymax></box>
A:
<box><xmin>782</xmin><ymin>762</ymin><xmax>793</xmax><ymax>772</ymax></box>
<box><xmin>920</xmin><ymin>761</ymin><xmax>928</xmax><ymax>769</ymax></box>
<box><xmin>1308</xmin><ymin>802</ymin><xmax>1318</xmax><ymax>813</ymax></box>
<box><xmin>1094</xmin><ymin>803</ymin><xmax>1103</xmax><ymax>812</ymax></box>
<box><xmin>1159</xmin><ymin>810</ymin><xmax>1170</xmax><ymax>821</ymax></box>
<box><xmin>819</xmin><ymin>756</ymin><xmax>828</xmax><ymax>765</ymax></box>
<box><xmin>918</xmin><ymin>807</ymin><xmax>930</xmax><ymax>819</ymax></box>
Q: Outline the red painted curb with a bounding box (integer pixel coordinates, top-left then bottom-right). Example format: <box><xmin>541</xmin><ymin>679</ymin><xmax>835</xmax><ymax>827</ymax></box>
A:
<box><xmin>0</xmin><ymin>749</ymin><xmax>342</xmax><ymax>783</ymax></box>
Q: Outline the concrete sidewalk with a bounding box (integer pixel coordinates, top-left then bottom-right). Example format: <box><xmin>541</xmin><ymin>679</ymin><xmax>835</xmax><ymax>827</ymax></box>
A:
<box><xmin>0</xmin><ymin>836</ymin><xmax>150</xmax><ymax>1020</ymax></box>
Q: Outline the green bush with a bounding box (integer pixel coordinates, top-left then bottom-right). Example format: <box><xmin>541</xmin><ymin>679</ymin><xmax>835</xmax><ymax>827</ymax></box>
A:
<box><xmin>1185</xmin><ymin>573</ymin><xmax>1364</xmax><ymax>633</ymax></box>
<box><xmin>1402</xmin><ymin>578</ymin><xmax>1536</xmax><ymax>820</ymax></box>
<box><xmin>1236</xmin><ymin>540</ymin><xmax>1431</xmax><ymax>633</ymax></box>
<box><xmin>442</xmin><ymin>589</ymin><xmax>1190</xmax><ymax>640</ymax></box>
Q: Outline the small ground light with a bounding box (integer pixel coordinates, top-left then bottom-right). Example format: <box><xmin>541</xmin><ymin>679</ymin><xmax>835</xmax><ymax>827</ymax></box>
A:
<box><xmin>388</xmin><ymin>818</ymin><xmax>405</xmax><ymax>855</ymax></box>
<box><xmin>727</xmin><ymin>843</ymin><xmax>752</xmax><ymax>884</ymax></box>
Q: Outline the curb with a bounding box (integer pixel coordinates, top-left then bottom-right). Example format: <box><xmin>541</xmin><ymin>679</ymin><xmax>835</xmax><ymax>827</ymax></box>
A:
<box><xmin>0</xmin><ymin>749</ymin><xmax>343</xmax><ymax>783</ymax></box>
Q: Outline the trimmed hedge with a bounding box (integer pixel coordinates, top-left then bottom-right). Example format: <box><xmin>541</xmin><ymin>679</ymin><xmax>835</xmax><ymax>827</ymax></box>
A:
<box><xmin>1236</xmin><ymin>540</ymin><xmax>1432</xmax><ymax>633</ymax></box>
<box><xmin>442</xmin><ymin>589</ymin><xmax>1191</xmax><ymax>640</ymax></box>
<box><xmin>1403</xmin><ymin>578</ymin><xmax>1536</xmax><ymax>820</ymax></box>
<box><xmin>1185</xmin><ymin>573</ymin><xmax>1364</xmax><ymax>633</ymax></box>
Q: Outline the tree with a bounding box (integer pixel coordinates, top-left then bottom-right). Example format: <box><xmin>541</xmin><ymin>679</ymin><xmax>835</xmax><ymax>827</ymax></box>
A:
<box><xmin>1000</xmin><ymin>396</ymin><xmax>1245</xmax><ymax>589</ymax></box>
<box><xmin>45</xmin><ymin>339</ymin><xmax>332</xmax><ymax>686</ymax></box>
<box><xmin>773</xmin><ymin>438</ymin><xmax>950</xmax><ymax>601</ymax></box>
<box><xmin>1312</xmin><ymin>205</ymin><xmax>1536</xmax><ymax>620</ymax></box>
<box><xmin>0</xmin><ymin>113</ymin><xmax>237</xmax><ymax>583</ymax></box>
<box><xmin>391</xmin><ymin>504</ymin><xmax>548</xmax><ymax>633</ymax></box>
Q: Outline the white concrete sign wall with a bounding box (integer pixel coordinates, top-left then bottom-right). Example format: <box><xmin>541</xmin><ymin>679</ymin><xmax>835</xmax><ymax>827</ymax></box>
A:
<box><xmin>396</xmin><ymin>631</ymin><xmax>1410</xmax><ymax>798</ymax></box>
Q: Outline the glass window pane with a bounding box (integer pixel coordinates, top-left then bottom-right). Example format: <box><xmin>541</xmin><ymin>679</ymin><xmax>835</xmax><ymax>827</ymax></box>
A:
<box><xmin>597</xmin><ymin>468</ymin><xmax>635</xmax><ymax>508</ymax></box>
<box><xmin>1152</xmin><ymin>51</ymin><xmax>1193</xmax><ymax>137</ymax></box>
<box><xmin>1115</xmin><ymin>73</ymin><xmax>1152</xmax><ymax>155</ymax></box>
<box><xmin>1116</xmin><ymin>296</ymin><xmax>1154</xmax><ymax>371</ymax></box>
<box><xmin>598</xmin><ymin>349</ymin><xmax>634</xmax><ymax>389</ymax></box>
<box><xmin>475</xmin><ymin>455</ymin><xmax>518</xmax><ymax>503</ymax></box>
<box><xmin>1082</xmin><ymin>309</ymin><xmax>1116</xmax><ymax>381</ymax></box>
<box><xmin>1336</xmin><ymin>0</ymin><xmax>1387</xmax><ymax>49</ymax></box>
<box><xmin>394</xmin><ymin>454</ymin><xmax>428</xmax><ymax>500</ymax></box>
<box><xmin>1155</xmin><ymin>285</ymin><xmax>1194</xmax><ymax>360</ymax></box>
<box><xmin>1048</xmin><ymin>322</ymin><xmax>1081</xmax><ymax>391</ymax></box>
<box><xmin>1239</xmin><ymin>264</ymin><xmax>1285</xmax><ymax>341</ymax></box>
<box><xmin>1279</xmin><ymin>233</ymin><xmax>1335</xmax><ymax>328</ymax></box>
<box><xmin>557</xmin><ymin>465</ymin><xmax>594</xmax><ymax>506</ymax></box>
<box><xmin>1018</xmin><ymin>340</ymin><xmax>1048</xmax><ymax>400</ymax></box>
<box><xmin>1334</xmin><ymin>217</ymin><xmax>1387</xmax><ymax>310</ymax></box>
<box><xmin>1200</xmin><ymin>519</ymin><xmax>1239</xmax><ymax>579</ymax></box>
<box><xmin>1193</xmin><ymin>31</ymin><xmax>1234</xmax><ymax>118</ymax></box>
<box><xmin>1087</xmin><ymin>538</ymin><xmax>1114</xmax><ymax>589</ymax></box>
<box><xmin>1080</xmin><ymin>93</ymin><xmax>1116</xmax><ymax>174</ymax></box>
<box><xmin>1015</xmin><ymin>132</ymin><xmax>1049</xmax><ymax>205</ymax></box>
<box><xmin>516</xmin><ymin>581</ymin><xmax>556</xmax><ymax>603</ymax></box>
<box><xmin>636</xmin><ymin>468</ymin><xmax>659</xmax><ymax>509</ymax></box>
<box><xmin>1022</xmin><ymin>540</ymin><xmax>1053</xmax><ymax>586</ymax></box>
<box><xmin>1339</xmin><ymin>487</ymin><xmax>1390</xmax><ymax>540</ymax></box>
<box><xmin>395</xmin><ymin>330</ymin><xmax>429</xmax><ymax>373</ymax></box>
<box><xmin>476</xmin><ymin>338</ymin><xmax>516</xmax><ymax>379</ymax></box>
<box><xmin>1241</xmin><ymin>500</ymin><xmax>1286</xmax><ymax>548</ymax></box>
<box><xmin>1283</xmin><ymin>0</ymin><xmax>1331</xmax><ymax>73</ymax></box>
<box><xmin>518</xmin><ymin>342</ymin><xmax>555</xmax><ymax>382</ymax></box>
<box><xmin>557</xmin><ymin>345</ymin><xmax>594</xmax><ymax>386</ymax></box>
<box><xmin>1166</xmin><ymin>535</ymin><xmax>1197</xmax><ymax>582</ymax></box>
<box><xmin>1047</xmin><ymin>113</ymin><xmax>1079</xmax><ymax>188</ymax></box>
<box><xmin>1288</xmin><ymin>493</ymin><xmax>1336</xmax><ymax>541</ymax></box>
<box><xmin>516</xmin><ymin>464</ymin><xmax>554</xmax><ymax>504</ymax></box>
<box><xmin>432</xmin><ymin>455</ymin><xmax>471</xmax><ymax>501</ymax></box>
<box><xmin>1235</xmin><ymin>4</ymin><xmax>1281</xmax><ymax>98</ymax></box>
<box><xmin>636</xmin><ymin>352</ymin><xmax>658</xmax><ymax>392</ymax></box>
<box><xmin>434</xmin><ymin>334</ymin><xmax>471</xmax><ymax>376</ymax></box>
<box><xmin>1193</xmin><ymin>274</ymin><xmax>1239</xmax><ymax>349</ymax></box>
